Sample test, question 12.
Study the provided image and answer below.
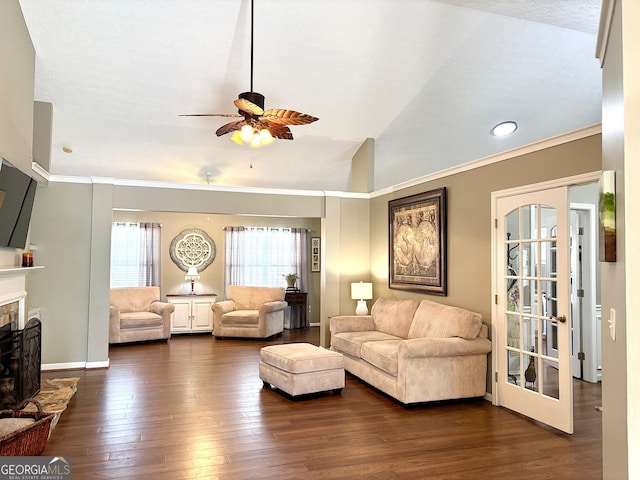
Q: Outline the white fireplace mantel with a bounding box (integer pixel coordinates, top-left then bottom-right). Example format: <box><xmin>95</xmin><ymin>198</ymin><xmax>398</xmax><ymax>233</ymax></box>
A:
<box><xmin>0</xmin><ymin>266</ymin><xmax>45</xmax><ymax>278</ymax></box>
<box><xmin>0</xmin><ymin>266</ymin><xmax>44</xmax><ymax>328</ymax></box>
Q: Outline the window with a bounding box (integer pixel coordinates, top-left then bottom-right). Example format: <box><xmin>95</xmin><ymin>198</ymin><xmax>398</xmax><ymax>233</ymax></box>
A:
<box><xmin>110</xmin><ymin>222</ymin><xmax>161</xmax><ymax>287</ymax></box>
<box><xmin>224</xmin><ymin>227</ymin><xmax>308</xmax><ymax>291</ymax></box>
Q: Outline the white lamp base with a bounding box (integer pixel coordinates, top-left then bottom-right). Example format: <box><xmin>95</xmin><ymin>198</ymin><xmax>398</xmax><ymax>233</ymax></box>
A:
<box><xmin>355</xmin><ymin>300</ymin><xmax>369</xmax><ymax>316</ymax></box>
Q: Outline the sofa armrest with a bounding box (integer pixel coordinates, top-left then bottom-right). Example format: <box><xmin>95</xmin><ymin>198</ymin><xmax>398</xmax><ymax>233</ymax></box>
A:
<box><xmin>109</xmin><ymin>306</ymin><xmax>120</xmax><ymax>343</ymax></box>
<box><xmin>259</xmin><ymin>300</ymin><xmax>288</xmax><ymax>314</ymax></box>
<box><xmin>399</xmin><ymin>337</ymin><xmax>492</xmax><ymax>359</ymax></box>
<box><xmin>150</xmin><ymin>301</ymin><xmax>175</xmax><ymax>317</ymax></box>
<box><xmin>212</xmin><ymin>300</ymin><xmax>236</xmax><ymax>315</ymax></box>
<box><xmin>109</xmin><ymin>305</ymin><xmax>120</xmax><ymax>320</ymax></box>
<box><xmin>150</xmin><ymin>301</ymin><xmax>174</xmax><ymax>338</ymax></box>
<box><xmin>330</xmin><ymin>315</ymin><xmax>375</xmax><ymax>334</ymax></box>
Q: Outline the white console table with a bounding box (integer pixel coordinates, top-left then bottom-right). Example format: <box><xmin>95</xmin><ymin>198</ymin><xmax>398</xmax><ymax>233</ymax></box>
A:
<box><xmin>166</xmin><ymin>293</ymin><xmax>217</xmax><ymax>334</ymax></box>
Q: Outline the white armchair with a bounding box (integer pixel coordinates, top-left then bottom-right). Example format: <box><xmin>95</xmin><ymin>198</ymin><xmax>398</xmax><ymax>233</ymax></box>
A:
<box><xmin>212</xmin><ymin>286</ymin><xmax>287</xmax><ymax>339</ymax></box>
<box><xmin>109</xmin><ymin>286</ymin><xmax>174</xmax><ymax>344</ymax></box>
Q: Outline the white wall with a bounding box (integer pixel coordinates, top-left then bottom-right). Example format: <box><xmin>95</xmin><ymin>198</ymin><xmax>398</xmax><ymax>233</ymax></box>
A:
<box><xmin>0</xmin><ymin>0</ymin><xmax>34</xmax><ymax>173</ymax></box>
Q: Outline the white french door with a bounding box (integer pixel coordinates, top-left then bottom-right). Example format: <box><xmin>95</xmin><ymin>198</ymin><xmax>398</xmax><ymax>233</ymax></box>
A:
<box><xmin>495</xmin><ymin>186</ymin><xmax>573</xmax><ymax>434</ymax></box>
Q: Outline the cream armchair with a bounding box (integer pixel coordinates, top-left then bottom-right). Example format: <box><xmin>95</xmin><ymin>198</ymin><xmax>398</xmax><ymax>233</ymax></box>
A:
<box><xmin>212</xmin><ymin>286</ymin><xmax>287</xmax><ymax>339</ymax></box>
<box><xmin>109</xmin><ymin>286</ymin><xmax>174</xmax><ymax>344</ymax></box>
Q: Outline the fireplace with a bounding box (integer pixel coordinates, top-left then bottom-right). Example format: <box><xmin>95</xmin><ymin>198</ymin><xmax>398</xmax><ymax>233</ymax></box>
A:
<box><xmin>0</xmin><ymin>267</ymin><xmax>43</xmax><ymax>407</ymax></box>
<box><xmin>0</xmin><ymin>317</ymin><xmax>42</xmax><ymax>407</ymax></box>
<box><xmin>0</xmin><ymin>300</ymin><xmax>19</xmax><ymax>330</ymax></box>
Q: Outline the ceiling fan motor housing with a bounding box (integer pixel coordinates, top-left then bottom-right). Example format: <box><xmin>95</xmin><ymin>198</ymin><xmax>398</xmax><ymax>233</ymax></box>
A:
<box><xmin>238</xmin><ymin>91</ymin><xmax>265</xmax><ymax>112</ymax></box>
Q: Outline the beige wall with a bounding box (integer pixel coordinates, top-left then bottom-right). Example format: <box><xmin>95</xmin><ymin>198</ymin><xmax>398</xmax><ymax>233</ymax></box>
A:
<box><xmin>369</xmin><ymin>134</ymin><xmax>602</xmax><ymax>392</ymax></box>
<box><xmin>371</xmin><ymin>135</ymin><xmax>602</xmax><ymax>316</ymax></box>
<box><xmin>112</xmin><ymin>210</ymin><xmax>321</xmax><ymax>323</ymax></box>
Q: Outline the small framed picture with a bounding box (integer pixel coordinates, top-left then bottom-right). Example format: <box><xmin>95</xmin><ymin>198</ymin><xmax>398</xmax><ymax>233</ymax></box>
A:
<box><xmin>311</xmin><ymin>237</ymin><xmax>320</xmax><ymax>272</ymax></box>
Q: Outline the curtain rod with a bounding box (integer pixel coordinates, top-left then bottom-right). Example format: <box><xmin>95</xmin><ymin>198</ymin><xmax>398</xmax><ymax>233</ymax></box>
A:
<box><xmin>223</xmin><ymin>226</ymin><xmax>311</xmax><ymax>232</ymax></box>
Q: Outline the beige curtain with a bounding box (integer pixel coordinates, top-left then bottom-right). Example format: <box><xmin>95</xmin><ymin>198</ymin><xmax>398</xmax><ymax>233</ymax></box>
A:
<box><xmin>139</xmin><ymin>222</ymin><xmax>161</xmax><ymax>286</ymax></box>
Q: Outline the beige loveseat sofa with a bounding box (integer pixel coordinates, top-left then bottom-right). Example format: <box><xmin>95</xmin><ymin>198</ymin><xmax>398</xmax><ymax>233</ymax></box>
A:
<box><xmin>212</xmin><ymin>286</ymin><xmax>287</xmax><ymax>338</ymax></box>
<box><xmin>109</xmin><ymin>286</ymin><xmax>174</xmax><ymax>344</ymax></box>
<box><xmin>330</xmin><ymin>298</ymin><xmax>491</xmax><ymax>405</ymax></box>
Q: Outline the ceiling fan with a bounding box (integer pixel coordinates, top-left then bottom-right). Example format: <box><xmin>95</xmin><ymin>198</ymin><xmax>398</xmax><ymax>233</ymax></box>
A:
<box><xmin>181</xmin><ymin>0</ymin><xmax>318</xmax><ymax>146</ymax></box>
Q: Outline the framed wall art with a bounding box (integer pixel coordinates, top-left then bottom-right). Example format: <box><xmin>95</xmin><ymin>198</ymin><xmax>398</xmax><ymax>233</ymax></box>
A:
<box><xmin>599</xmin><ymin>170</ymin><xmax>616</xmax><ymax>262</ymax></box>
<box><xmin>311</xmin><ymin>237</ymin><xmax>321</xmax><ymax>272</ymax></box>
<box><xmin>169</xmin><ymin>228</ymin><xmax>216</xmax><ymax>272</ymax></box>
<box><xmin>389</xmin><ymin>188</ymin><xmax>447</xmax><ymax>295</ymax></box>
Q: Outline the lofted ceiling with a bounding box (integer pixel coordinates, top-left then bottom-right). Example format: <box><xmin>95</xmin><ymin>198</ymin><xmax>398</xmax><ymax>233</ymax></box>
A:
<box><xmin>18</xmin><ymin>0</ymin><xmax>603</xmax><ymax>193</ymax></box>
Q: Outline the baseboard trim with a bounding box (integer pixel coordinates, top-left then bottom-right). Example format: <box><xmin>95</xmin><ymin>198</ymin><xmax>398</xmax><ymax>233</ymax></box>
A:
<box><xmin>42</xmin><ymin>362</ymin><xmax>86</xmax><ymax>371</ymax></box>
<box><xmin>42</xmin><ymin>359</ymin><xmax>110</xmax><ymax>371</ymax></box>
<box><xmin>86</xmin><ymin>359</ymin><xmax>110</xmax><ymax>369</ymax></box>
<box><xmin>484</xmin><ymin>392</ymin><xmax>493</xmax><ymax>403</ymax></box>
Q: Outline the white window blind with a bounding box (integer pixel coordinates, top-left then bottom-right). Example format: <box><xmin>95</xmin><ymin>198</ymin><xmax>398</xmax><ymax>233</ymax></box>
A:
<box><xmin>224</xmin><ymin>226</ymin><xmax>308</xmax><ymax>291</ymax></box>
<box><xmin>110</xmin><ymin>222</ymin><xmax>162</xmax><ymax>287</ymax></box>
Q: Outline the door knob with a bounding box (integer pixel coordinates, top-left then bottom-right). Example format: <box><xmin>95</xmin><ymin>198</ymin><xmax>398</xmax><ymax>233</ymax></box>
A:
<box><xmin>553</xmin><ymin>315</ymin><xmax>567</xmax><ymax>323</ymax></box>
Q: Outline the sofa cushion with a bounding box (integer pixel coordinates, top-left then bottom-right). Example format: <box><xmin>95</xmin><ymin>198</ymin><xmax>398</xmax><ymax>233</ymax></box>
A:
<box><xmin>227</xmin><ymin>285</ymin><xmax>285</xmax><ymax>310</ymax></box>
<box><xmin>408</xmin><ymin>300</ymin><xmax>482</xmax><ymax>339</ymax></box>
<box><xmin>120</xmin><ymin>311</ymin><xmax>163</xmax><ymax>329</ymax></box>
<box><xmin>360</xmin><ymin>340</ymin><xmax>402</xmax><ymax>376</ymax></box>
<box><xmin>371</xmin><ymin>298</ymin><xmax>420</xmax><ymax>338</ymax></box>
<box><xmin>332</xmin><ymin>331</ymin><xmax>400</xmax><ymax>358</ymax></box>
<box><xmin>222</xmin><ymin>310</ymin><xmax>260</xmax><ymax>325</ymax></box>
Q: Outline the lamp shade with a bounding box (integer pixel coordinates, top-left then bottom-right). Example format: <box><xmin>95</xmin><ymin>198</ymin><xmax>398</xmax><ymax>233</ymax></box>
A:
<box><xmin>185</xmin><ymin>266</ymin><xmax>199</xmax><ymax>279</ymax></box>
<box><xmin>351</xmin><ymin>282</ymin><xmax>372</xmax><ymax>300</ymax></box>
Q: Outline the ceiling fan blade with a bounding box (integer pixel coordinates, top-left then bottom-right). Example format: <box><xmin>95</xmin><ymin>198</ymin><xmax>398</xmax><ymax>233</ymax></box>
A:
<box><xmin>262</xmin><ymin>109</ymin><xmax>318</xmax><ymax>126</ymax></box>
<box><xmin>265</xmin><ymin>123</ymin><xmax>293</xmax><ymax>140</ymax></box>
<box><xmin>234</xmin><ymin>98</ymin><xmax>264</xmax><ymax>116</ymax></box>
<box><xmin>179</xmin><ymin>113</ymin><xmax>242</xmax><ymax>118</ymax></box>
<box><xmin>216</xmin><ymin>119</ymin><xmax>246</xmax><ymax>137</ymax></box>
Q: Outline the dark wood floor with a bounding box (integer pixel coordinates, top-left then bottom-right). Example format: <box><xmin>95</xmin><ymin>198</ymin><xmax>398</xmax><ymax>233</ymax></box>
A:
<box><xmin>42</xmin><ymin>327</ymin><xmax>602</xmax><ymax>479</ymax></box>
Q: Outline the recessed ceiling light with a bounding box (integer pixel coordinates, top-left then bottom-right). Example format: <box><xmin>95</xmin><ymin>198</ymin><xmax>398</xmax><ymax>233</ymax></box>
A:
<box><xmin>491</xmin><ymin>121</ymin><xmax>518</xmax><ymax>137</ymax></box>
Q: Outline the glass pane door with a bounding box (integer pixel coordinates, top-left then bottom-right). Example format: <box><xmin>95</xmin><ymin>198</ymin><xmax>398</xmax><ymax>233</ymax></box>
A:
<box><xmin>496</xmin><ymin>187</ymin><xmax>572</xmax><ymax>433</ymax></box>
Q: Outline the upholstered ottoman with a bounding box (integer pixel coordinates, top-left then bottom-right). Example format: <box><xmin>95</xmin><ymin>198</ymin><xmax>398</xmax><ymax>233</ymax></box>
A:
<box><xmin>259</xmin><ymin>343</ymin><xmax>344</xmax><ymax>397</ymax></box>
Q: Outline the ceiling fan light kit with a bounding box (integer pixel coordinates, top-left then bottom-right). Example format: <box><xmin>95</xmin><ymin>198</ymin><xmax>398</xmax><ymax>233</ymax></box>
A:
<box><xmin>181</xmin><ymin>0</ymin><xmax>317</xmax><ymax>148</ymax></box>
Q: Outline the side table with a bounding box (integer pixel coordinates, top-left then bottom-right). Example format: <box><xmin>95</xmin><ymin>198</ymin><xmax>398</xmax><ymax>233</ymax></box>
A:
<box><xmin>284</xmin><ymin>291</ymin><xmax>308</xmax><ymax>328</ymax></box>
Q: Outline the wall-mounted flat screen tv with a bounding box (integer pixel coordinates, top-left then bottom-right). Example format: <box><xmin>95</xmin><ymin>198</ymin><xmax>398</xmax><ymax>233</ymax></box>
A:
<box><xmin>0</xmin><ymin>158</ymin><xmax>37</xmax><ymax>249</ymax></box>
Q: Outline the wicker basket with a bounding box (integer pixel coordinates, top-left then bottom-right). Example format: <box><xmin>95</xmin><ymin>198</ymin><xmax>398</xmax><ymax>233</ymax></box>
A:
<box><xmin>0</xmin><ymin>399</ymin><xmax>53</xmax><ymax>456</ymax></box>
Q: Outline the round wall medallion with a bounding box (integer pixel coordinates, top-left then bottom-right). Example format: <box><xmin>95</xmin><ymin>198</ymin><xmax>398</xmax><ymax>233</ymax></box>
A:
<box><xmin>169</xmin><ymin>228</ymin><xmax>216</xmax><ymax>272</ymax></box>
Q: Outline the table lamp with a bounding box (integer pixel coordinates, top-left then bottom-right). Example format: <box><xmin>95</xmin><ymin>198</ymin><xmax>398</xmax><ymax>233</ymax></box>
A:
<box><xmin>185</xmin><ymin>266</ymin><xmax>200</xmax><ymax>294</ymax></box>
<box><xmin>351</xmin><ymin>281</ymin><xmax>373</xmax><ymax>315</ymax></box>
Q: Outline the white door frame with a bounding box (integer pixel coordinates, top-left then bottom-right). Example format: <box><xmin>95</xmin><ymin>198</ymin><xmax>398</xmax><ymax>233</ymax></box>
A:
<box><xmin>490</xmin><ymin>171</ymin><xmax>601</xmax><ymax>408</ymax></box>
<box><xmin>570</xmin><ymin>202</ymin><xmax>599</xmax><ymax>383</ymax></box>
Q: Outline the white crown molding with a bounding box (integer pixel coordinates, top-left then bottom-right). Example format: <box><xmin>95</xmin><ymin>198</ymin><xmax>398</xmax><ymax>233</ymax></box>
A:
<box><xmin>31</xmin><ymin>161</ymin><xmax>50</xmax><ymax>181</ymax></box>
<box><xmin>596</xmin><ymin>0</ymin><xmax>616</xmax><ymax>67</ymax></box>
<box><xmin>48</xmin><ymin>174</ymin><xmax>93</xmax><ymax>184</ymax></box>
<box><xmin>371</xmin><ymin>124</ymin><xmax>602</xmax><ymax>199</ymax></box>
<box><xmin>48</xmin><ymin>175</ymin><xmax>364</xmax><ymax>198</ymax></box>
